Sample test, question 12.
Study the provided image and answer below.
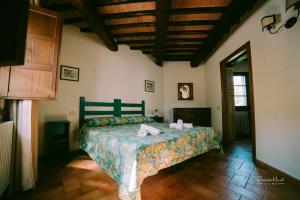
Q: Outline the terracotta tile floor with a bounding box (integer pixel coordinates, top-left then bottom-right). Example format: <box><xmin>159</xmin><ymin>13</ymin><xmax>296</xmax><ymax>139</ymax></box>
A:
<box><xmin>8</xmin><ymin>140</ymin><xmax>300</xmax><ymax>200</ymax></box>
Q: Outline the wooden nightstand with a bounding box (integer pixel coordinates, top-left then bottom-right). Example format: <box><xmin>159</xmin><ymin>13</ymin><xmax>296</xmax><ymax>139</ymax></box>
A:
<box><xmin>45</xmin><ymin>120</ymin><xmax>70</xmax><ymax>155</ymax></box>
<box><xmin>150</xmin><ymin>116</ymin><xmax>164</xmax><ymax>123</ymax></box>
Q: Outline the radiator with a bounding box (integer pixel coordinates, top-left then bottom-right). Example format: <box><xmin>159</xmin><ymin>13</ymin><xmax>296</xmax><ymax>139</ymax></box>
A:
<box><xmin>0</xmin><ymin>121</ymin><xmax>14</xmax><ymax>197</ymax></box>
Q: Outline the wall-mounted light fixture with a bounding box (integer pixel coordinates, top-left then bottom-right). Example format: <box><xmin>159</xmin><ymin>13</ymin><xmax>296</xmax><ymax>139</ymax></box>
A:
<box><xmin>261</xmin><ymin>0</ymin><xmax>300</xmax><ymax>34</ymax></box>
<box><xmin>261</xmin><ymin>15</ymin><xmax>277</xmax><ymax>31</ymax></box>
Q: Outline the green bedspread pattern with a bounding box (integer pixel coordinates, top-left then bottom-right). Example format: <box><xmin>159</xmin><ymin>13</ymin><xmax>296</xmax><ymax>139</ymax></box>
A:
<box><xmin>78</xmin><ymin>122</ymin><xmax>220</xmax><ymax>200</ymax></box>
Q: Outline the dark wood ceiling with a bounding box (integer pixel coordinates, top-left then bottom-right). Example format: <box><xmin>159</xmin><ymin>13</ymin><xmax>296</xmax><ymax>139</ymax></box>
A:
<box><xmin>40</xmin><ymin>0</ymin><xmax>265</xmax><ymax>67</ymax></box>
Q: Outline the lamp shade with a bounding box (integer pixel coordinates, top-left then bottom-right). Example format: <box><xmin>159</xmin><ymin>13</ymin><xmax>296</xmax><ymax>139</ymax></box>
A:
<box><xmin>261</xmin><ymin>15</ymin><xmax>276</xmax><ymax>31</ymax></box>
<box><xmin>286</xmin><ymin>0</ymin><xmax>300</xmax><ymax>10</ymax></box>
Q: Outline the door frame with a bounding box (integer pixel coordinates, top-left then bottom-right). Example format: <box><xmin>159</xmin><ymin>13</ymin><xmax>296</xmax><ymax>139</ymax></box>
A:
<box><xmin>220</xmin><ymin>41</ymin><xmax>256</xmax><ymax>160</ymax></box>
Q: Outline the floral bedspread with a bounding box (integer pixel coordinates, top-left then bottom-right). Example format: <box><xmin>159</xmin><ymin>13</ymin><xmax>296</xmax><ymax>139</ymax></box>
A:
<box><xmin>78</xmin><ymin>122</ymin><xmax>220</xmax><ymax>200</ymax></box>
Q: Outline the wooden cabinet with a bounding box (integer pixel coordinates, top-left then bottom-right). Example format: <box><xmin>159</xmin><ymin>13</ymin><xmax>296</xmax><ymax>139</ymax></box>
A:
<box><xmin>0</xmin><ymin>6</ymin><xmax>62</xmax><ymax>99</ymax></box>
<box><xmin>150</xmin><ymin>116</ymin><xmax>164</xmax><ymax>123</ymax></box>
<box><xmin>45</xmin><ymin>120</ymin><xmax>70</xmax><ymax>155</ymax></box>
<box><xmin>0</xmin><ymin>67</ymin><xmax>10</xmax><ymax>96</ymax></box>
<box><xmin>23</xmin><ymin>7</ymin><xmax>61</xmax><ymax>71</ymax></box>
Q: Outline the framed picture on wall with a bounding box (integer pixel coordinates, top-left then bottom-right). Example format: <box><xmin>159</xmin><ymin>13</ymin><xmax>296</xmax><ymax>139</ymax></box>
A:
<box><xmin>178</xmin><ymin>83</ymin><xmax>193</xmax><ymax>100</ymax></box>
<box><xmin>145</xmin><ymin>80</ymin><xmax>155</xmax><ymax>92</ymax></box>
<box><xmin>60</xmin><ymin>65</ymin><xmax>79</xmax><ymax>81</ymax></box>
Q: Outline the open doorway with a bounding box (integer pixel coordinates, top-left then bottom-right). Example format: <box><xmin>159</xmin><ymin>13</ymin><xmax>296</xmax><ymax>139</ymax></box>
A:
<box><xmin>220</xmin><ymin>41</ymin><xmax>256</xmax><ymax>161</ymax></box>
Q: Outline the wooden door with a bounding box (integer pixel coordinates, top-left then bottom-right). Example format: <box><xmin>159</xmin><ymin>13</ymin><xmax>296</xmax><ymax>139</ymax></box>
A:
<box><xmin>8</xmin><ymin>6</ymin><xmax>62</xmax><ymax>99</ymax></box>
<box><xmin>226</xmin><ymin>68</ymin><xmax>236</xmax><ymax>142</ymax></box>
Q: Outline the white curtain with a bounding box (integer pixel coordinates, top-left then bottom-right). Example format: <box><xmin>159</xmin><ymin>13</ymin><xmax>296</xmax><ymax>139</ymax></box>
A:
<box><xmin>10</xmin><ymin>100</ymin><xmax>35</xmax><ymax>192</ymax></box>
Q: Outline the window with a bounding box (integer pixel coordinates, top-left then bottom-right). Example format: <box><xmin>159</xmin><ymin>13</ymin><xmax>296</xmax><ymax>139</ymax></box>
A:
<box><xmin>233</xmin><ymin>75</ymin><xmax>247</xmax><ymax>106</ymax></box>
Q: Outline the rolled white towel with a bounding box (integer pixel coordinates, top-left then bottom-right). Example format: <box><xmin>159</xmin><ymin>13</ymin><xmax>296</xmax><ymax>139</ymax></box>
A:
<box><xmin>140</xmin><ymin>124</ymin><xmax>161</xmax><ymax>135</ymax></box>
<box><xmin>177</xmin><ymin>119</ymin><xmax>183</xmax><ymax>124</ymax></box>
<box><xmin>183</xmin><ymin>123</ymin><xmax>193</xmax><ymax>129</ymax></box>
<box><xmin>169</xmin><ymin>123</ymin><xmax>177</xmax><ymax>128</ymax></box>
<box><xmin>169</xmin><ymin>123</ymin><xmax>183</xmax><ymax>130</ymax></box>
<box><xmin>175</xmin><ymin>123</ymin><xmax>183</xmax><ymax>130</ymax></box>
<box><xmin>137</xmin><ymin>129</ymin><xmax>148</xmax><ymax>137</ymax></box>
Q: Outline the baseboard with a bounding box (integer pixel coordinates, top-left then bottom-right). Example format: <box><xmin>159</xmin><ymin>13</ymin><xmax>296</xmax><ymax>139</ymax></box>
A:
<box><xmin>255</xmin><ymin>159</ymin><xmax>300</xmax><ymax>189</ymax></box>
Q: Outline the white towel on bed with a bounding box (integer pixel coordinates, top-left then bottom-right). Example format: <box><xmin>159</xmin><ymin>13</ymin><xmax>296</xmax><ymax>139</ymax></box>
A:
<box><xmin>177</xmin><ymin>119</ymin><xmax>183</xmax><ymax>125</ymax></box>
<box><xmin>137</xmin><ymin>129</ymin><xmax>148</xmax><ymax>137</ymax></box>
<box><xmin>140</xmin><ymin>124</ymin><xmax>161</xmax><ymax>135</ymax></box>
<box><xmin>169</xmin><ymin>123</ymin><xmax>183</xmax><ymax>130</ymax></box>
<box><xmin>169</xmin><ymin>123</ymin><xmax>177</xmax><ymax>128</ymax></box>
<box><xmin>183</xmin><ymin>123</ymin><xmax>193</xmax><ymax>129</ymax></box>
<box><xmin>170</xmin><ymin>119</ymin><xmax>193</xmax><ymax>130</ymax></box>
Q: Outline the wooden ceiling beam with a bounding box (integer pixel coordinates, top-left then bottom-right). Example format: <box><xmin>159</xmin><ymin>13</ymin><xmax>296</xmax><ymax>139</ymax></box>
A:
<box><xmin>164</xmin><ymin>48</ymin><xmax>198</xmax><ymax>51</ymax></box>
<box><xmin>170</xmin><ymin>7</ymin><xmax>226</xmax><ymax>15</ymax></box>
<box><xmin>191</xmin><ymin>0</ymin><xmax>262</xmax><ymax>67</ymax></box>
<box><xmin>71</xmin><ymin>0</ymin><xmax>118</xmax><ymax>51</ymax></box>
<box><xmin>117</xmin><ymin>40</ymin><xmax>155</xmax><ymax>44</ymax></box>
<box><xmin>142</xmin><ymin>51</ymin><xmax>154</xmax><ymax>54</ymax></box>
<box><xmin>77</xmin><ymin>27</ymin><xmax>162</xmax><ymax>34</ymax></box>
<box><xmin>167</xmin><ymin>38</ymin><xmax>206</xmax><ymax>42</ymax></box>
<box><xmin>163</xmin><ymin>57</ymin><xmax>192</xmax><ymax>61</ymax></box>
<box><xmin>165</xmin><ymin>44</ymin><xmax>201</xmax><ymax>48</ymax></box>
<box><xmin>167</xmin><ymin>50</ymin><xmax>197</xmax><ymax>52</ymax></box>
<box><xmin>64</xmin><ymin>17</ymin><xmax>83</xmax><ymax>24</ymax></box>
<box><xmin>130</xmin><ymin>44</ymin><xmax>201</xmax><ymax>50</ymax></box>
<box><xmin>66</xmin><ymin>19</ymin><xmax>216</xmax><ymax>27</ymax></box>
<box><xmin>169</xmin><ymin>20</ymin><xmax>217</xmax><ymax>26</ymax></box>
<box><xmin>115</xmin><ymin>30</ymin><xmax>208</xmax><ymax>37</ymax></box>
<box><xmin>96</xmin><ymin>0</ymin><xmax>155</xmax><ymax>6</ymax></box>
<box><xmin>164</xmin><ymin>55</ymin><xmax>192</xmax><ymax>57</ymax></box>
<box><xmin>40</xmin><ymin>2</ymin><xmax>75</xmax><ymax>11</ymax></box>
<box><xmin>113</xmin><ymin>32</ymin><xmax>156</xmax><ymax>38</ymax></box>
<box><xmin>152</xmin><ymin>54</ymin><xmax>193</xmax><ymax>61</ymax></box>
<box><xmin>108</xmin><ymin>22</ymin><xmax>154</xmax><ymax>30</ymax></box>
<box><xmin>130</xmin><ymin>46</ymin><xmax>155</xmax><ymax>50</ymax></box>
<box><xmin>81</xmin><ymin>29</ymin><xmax>211</xmax><ymax>36</ymax></box>
<box><xmin>155</xmin><ymin>0</ymin><xmax>171</xmax><ymax>66</ymax></box>
<box><xmin>80</xmin><ymin>27</ymin><xmax>93</xmax><ymax>32</ymax></box>
<box><xmin>143</xmin><ymin>51</ymin><xmax>196</xmax><ymax>56</ymax></box>
<box><xmin>117</xmin><ymin>38</ymin><xmax>205</xmax><ymax>44</ymax></box>
<box><xmin>102</xmin><ymin>10</ymin><xmax>154</xmax><ymax>20</ymax></box>
<box><xmin>167</xmin><ymin>30</ymin><xmax>212</xmax><ymax>35</ymax></box>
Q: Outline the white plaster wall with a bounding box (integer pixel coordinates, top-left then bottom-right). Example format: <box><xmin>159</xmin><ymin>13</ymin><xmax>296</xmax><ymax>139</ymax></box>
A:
<box><xmin>38</xmin><ymin>26</ymin><xmax>163</xmax><ymax>154</ymax></box>
<box><xmin>163</xmin><ymin>62</ymin><xmax>206</xmax><ymax>122</ymax></box>
<box><xmin>204</xmin><ymin>0</ymin><xmax>300</xmax><ymax>179</ymax></box>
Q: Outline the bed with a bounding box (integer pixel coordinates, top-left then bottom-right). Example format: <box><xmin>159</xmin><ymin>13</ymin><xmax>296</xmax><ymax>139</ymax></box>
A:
<box><xmin>78</xmin><ymin>97</ymin><xmax>221</xmax><ymax>200</ymax></box>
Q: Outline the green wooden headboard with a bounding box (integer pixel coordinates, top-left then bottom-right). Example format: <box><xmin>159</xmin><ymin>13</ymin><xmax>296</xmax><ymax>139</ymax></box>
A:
<box><xmin>79</xmin><ymin>97</ymin><xmax>145</xmax><ymax>128</ymax></box>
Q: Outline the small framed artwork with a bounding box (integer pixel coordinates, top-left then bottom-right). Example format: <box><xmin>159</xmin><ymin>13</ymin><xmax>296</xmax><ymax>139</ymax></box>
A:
<box><xmin>145</xmin><ymin>80</ymin><xmax>155</xmax><ymax>92</ymax></box>
<box><xmin>60</xmin><ymin>65</ymin><xmax>79</xmax><ymax>81</ymax></box>
<box><xmin>178</xmin><ymin>83</ymin><xmax>193</xmax><ymax>100</ymax></box>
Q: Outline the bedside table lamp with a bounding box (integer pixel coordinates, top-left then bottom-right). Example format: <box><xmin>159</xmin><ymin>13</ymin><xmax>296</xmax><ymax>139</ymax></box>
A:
<box><xmin>152</xmin><ymin>109</ymin><xmax>159</xmax><ymax>117</ymax></box>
